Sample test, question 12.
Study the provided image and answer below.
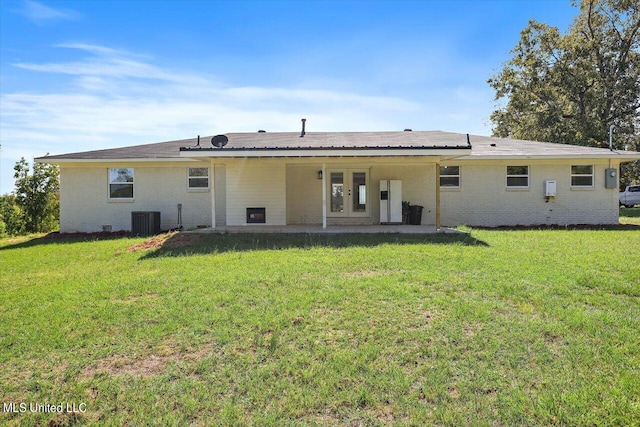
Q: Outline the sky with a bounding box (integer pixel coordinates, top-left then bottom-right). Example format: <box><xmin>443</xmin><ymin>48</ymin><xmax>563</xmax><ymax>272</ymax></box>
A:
<box><xmin>0</xmin><ymin>0</ymin><xmax>578</xmax><ymax>194</ymax></box>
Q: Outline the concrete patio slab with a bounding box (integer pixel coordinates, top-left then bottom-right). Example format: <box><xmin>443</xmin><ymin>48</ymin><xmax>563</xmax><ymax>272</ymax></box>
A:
<box><xmin>187</xmin><ymin>225</ymin><xmax>463</xmax><ymax>234</ymax></box>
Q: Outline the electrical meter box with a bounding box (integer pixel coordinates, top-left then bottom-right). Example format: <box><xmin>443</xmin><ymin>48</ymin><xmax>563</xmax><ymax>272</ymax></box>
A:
<box><xmin>605</xmin><ymin>168</ymin><xmax>618</xmax><ymax>189</ymax></box>
<box><xmin>545</xmin><ymin>180</ymin><xmax>557</xmax><ymax>197</ymax></box>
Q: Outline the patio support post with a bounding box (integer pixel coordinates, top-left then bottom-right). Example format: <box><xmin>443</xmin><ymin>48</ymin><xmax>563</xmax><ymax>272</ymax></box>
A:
<box><xmin>435</xmin><ymin>161</ymin><xmax>441</xmax><ymax>231</ymax></box>
<box><xmin>211</xmin><ymin>161</ymin><xmax>216</xmax><ymax>229</ymax></box>
<box><xmin>322</xmin><ymin>163</ymin><xmax>327</xmax><ymax>229</ymax></box>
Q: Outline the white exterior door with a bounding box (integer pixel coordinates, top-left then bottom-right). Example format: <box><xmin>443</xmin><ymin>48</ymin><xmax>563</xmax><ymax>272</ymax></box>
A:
<box><xmin>327</xmin><ymin>169</ymin><xmax>369</xmax><ymax>218</ymax></box>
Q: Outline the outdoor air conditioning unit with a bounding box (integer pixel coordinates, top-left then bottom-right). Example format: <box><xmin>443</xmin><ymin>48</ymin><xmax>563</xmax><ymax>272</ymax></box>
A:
<box><xmin>131</xmin><ymin>211</ymin><xmax>161</xmax><ymax>236</ymax></box>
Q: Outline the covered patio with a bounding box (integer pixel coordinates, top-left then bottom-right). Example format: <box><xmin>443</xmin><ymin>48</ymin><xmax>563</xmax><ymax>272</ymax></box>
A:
<box><xmin>179</xmin><ymin>130</ymin><xmax>473</xmax><ymax>231</ymax></box>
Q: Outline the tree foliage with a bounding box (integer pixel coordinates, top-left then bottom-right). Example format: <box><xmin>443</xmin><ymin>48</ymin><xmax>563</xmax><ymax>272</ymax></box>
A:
<box><xmin>488</xmin><ymin>0</ymin><xmax>640</xmax><ymax>185</ymax></box>
<box><xmin>11</xmin><ymin>157</ymin><xmax>60</xmax><ymax>234</ymax></box>
<box><xmin>0</xmin><ymin>194</ymin><xmax>26</xmax><ymax>237</ymax></box>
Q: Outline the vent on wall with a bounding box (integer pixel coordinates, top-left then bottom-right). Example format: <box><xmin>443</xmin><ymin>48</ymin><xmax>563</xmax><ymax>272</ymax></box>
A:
<box><xmin>246</xmin><ymin>207</ymin><xmax>266</xmax><ymax>224</ymax></box>
<box><xmin>131</xmin><ymin>211</ymin><xmax>161</xmax><ymax>236</ymax></box>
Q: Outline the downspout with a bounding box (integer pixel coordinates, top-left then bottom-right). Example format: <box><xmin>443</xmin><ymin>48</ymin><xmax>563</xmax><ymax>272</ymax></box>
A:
<box><xmin>435</xmin><ymin>161</ymin><xmax>441</xmax><ymax>231</ymax></box>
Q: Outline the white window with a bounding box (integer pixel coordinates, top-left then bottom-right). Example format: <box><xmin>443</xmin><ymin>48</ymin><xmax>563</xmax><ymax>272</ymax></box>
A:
<box><xmin>109</xmin><ymin>168</ymin><xmax>134</xmax><ymax>199</ymax></box>
<box><xmin>506</xmin><ymin>166</ymin><xmax>529</xmax><ymax>188</ymax></box>
<box><xmin>440</xmin><ymin>165</ymin><xmax>460</xmax><ymax>188</ymax></box>
<box><xmin>188</xmin><ymin>167</ymin><xmax>209</xmax><ymax>189</ymax></box>
<box><xmin>571</xmin><ymin>165</ymin><xmax>594</xmax><ymax>187</ymax></box>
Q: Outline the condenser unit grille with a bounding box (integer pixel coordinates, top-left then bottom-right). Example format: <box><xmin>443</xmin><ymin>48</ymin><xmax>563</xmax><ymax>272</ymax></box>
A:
<box><xmin>131</xmin><ymin>211</ymin><xmax>161</xmax><ymax>236</ymax></box>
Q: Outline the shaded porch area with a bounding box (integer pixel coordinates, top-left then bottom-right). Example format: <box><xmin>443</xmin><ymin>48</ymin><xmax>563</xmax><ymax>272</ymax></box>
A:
<box><xmin>286</xmin><ymin>161</ymin><xmax>445</xmax><ymax>229</ymax></box>
<box><xmin>209</xmin><ymin>157</ymin><xmax>456</xmax><ymax>230</ymax></box>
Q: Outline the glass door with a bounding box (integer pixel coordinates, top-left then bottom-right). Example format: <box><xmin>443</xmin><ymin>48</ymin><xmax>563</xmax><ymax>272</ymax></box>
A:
<box><xmin>350</xmin><ymin>171</ymin><xmax>368</xmax><ymax>217</ymax></box>
<box><xmin>329</xmin><ymin>171</ymin><xmax>347</xmax><ymax>217</ymax></box>
<box><xmin>326</xmin><ymin>169</ymin><xmax>369</xmax><ymax>217</ymax></box>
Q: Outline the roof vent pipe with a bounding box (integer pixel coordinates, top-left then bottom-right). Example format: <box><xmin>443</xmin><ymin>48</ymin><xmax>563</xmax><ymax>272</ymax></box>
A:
<box><xmin>196</xmin><ymin>135</ymin><xmax>200</xmax><ymax>147</ymax></box>
<box><xmin>300</xmin><ymin>118</ymin><xmax>306</xmax><ymax>137</ymax></box>
<box><xmin>609</xmin><ymin>125</ymin><xmax>615</xmax><ymax>151</ymax></box>
<box><xmin>466</xmin><ymin>133</ymin><xmax>471</xmax><ymax>147</ymax></box>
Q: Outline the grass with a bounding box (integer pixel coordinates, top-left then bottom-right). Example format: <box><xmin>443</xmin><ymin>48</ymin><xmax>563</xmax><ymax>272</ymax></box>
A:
<box><xmin>0</xmin><ymin>227</ymin><xmax>639</xmax><ymax>426</ymax></box>
<box><xmin>619</xmin><ymin>206</ymin><xmax>640</xmax><ymax>225</ymax></box>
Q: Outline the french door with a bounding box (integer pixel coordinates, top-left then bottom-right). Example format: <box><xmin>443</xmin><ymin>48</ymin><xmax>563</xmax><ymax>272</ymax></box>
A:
<box><xmin>326</xmin><ymin>169</ymin><xmax>369</xmax><ymax>217</ymax></box>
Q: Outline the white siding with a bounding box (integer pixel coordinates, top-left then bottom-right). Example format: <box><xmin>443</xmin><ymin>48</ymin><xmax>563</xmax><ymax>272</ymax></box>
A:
<box><xmin>286</xmin><ymin>162</ymin><xmax>437</xmax><ymax>225</ymax></box>
<box><xmin>440</xmin><ymin>159</ymin><xmax>620</xmax><ymax>226</ymax></box>
<box><xmin>57</xmin><ymin>157</ymin><xmax>622</xmax><ymax>233</ymax></box>
<box><xmin>285</xmin><ymin>160</ymin><xmax>620</xmax><ymax>227</ymax></box>
<box><xmin>59</xmin><ymin>163</ymin><xmax>212</xmax><ymax>233</ymax></box>
<box><xmin>287</xmin><ymin>165</ymin><xmax>323</xmax><ymax>225</ymax></box>
<box><xmin>214</xmin><ymin>164</ymin><xmax>226</xmax><ymax>226</ymax></box>
<box><xmin>226</xmin><ymin>159</ymin><xmax>287</xmax><ymax>226</ymax></box>
<box><xmin>370</xmin><ymin>164</ymin><xmax>435</xmax><ymax>225</ymax></box>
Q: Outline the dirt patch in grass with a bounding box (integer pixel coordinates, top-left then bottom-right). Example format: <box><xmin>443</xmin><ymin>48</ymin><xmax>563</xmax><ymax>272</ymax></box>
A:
<box><xmin>342</xmin><ymin>269</ymin><xmax>393</xmax><ymax>278</ymax></box>
<box><xmin>464</xmin><ymin>323</ymin><xmax>483</xmax><ymax>337</ymax></box>
<box><xmin>4</xmin><ymin>236</ymin><xmax>30</xmax><ymax>245</ymax></box>
<box><xmin>80</xmin><ymin>342</ymin><xmax>214</xmax><ymax>379</ymax></box>
<box><xmin>47</xmin><ymin>412</ymin><xmax>84</xmax><ymax>427</ymax></box>
<box><xmin>124</xmin><ymin>232</ymin><xmax>175</xmax><ymax>252</ymax></box>
<box><xmin>404</xmin><ymin>310</ymin><xmax>436</xmax><ymax>331</ymax></box>
<box><xmin>112</xmin><ymin>292</ymin><xmax>159</xmax><ymax>304</ymax></box>
<box><xmin>123</xmin><ymin>232</ymin><xmax>201</xmax><ymax>252</ymax></box>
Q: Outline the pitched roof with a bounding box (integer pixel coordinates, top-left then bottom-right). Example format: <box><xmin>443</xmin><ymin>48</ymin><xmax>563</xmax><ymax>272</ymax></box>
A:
<box><xmin>38</xmin><ymin>138</ymin><xmax>194</xmax><ymax>160</ymax></box>
<box><xmin>462</xmin><ymin>135</ymin><xmax>640</xmax><ymax>159</ymax></box>
<box><xmin>36</xmin><ymin>130</ymin><xmax>640</xmax><ymax>162</ymax></box>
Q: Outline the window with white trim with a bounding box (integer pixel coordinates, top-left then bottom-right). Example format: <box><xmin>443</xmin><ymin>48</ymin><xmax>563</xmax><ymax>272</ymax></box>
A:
<box><xmin>440</xmin><ymin>165</ymin><xmax>460</xmax><ymax>188</ymax></box>
<box><xmin>109</xmin><ymin>168</ymin><xmax>134</xmax><ymax>199</ymax></box>
<box><xmin>506</xmin><ymin>166</ymin><xmax>529</xmax><ymax>188</ymax></box>
<box><xmin>571</xmin><ymin>165</ymin><xmax>594</xmax><ymax>187</ymax></box>
<box><xmin>188</xmin><ymin>167</ymin><xmax>209</xmax><ymax>189</ymax></box>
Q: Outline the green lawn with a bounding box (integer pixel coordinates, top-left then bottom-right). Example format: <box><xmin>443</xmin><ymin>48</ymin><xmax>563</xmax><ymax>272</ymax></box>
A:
<box><xmin>620</xmin><ymin>206</ymin><xmax>640</xmax><ymax>225</ymax></box>
<box><xmin>1</xmin><ymin>228</ymin><xmax>639</xmax><ymax>426</ymax></box>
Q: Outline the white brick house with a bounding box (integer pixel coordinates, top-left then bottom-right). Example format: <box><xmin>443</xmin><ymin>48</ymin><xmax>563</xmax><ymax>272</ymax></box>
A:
<box><xmin>36</xmin><ymin>129</ymin><xmax>640</xmax><ymax>233</ymax></box>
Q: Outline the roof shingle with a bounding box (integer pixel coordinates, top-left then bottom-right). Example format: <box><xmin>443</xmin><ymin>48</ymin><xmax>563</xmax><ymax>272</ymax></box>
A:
<box><xmin>36</xmin><ymin>130</ymin><xmax>640</xmax><ymax>161</ymax></box>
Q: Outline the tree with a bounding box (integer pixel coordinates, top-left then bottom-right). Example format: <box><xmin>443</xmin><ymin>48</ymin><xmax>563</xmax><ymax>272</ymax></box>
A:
<box><xmin>13</xmin><ymin>157</ymin><xmax>60</xmax><ymax>233</ymax></box>
<box><xmin>488</xmin><ymin>0</ymin><xmax>640</xmax><ymax>186</ymax></box>
<box><xmin>0</xmin><ymin>194</ymin><xmax>26</xmax><ymax>236</ymax></box>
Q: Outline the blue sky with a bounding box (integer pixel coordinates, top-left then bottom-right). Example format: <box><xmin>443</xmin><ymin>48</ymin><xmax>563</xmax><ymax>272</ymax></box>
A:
<box><xmin>0</xmin><ymin>0</ymin><xmax>577</xmax><ymax>194</ymax></box>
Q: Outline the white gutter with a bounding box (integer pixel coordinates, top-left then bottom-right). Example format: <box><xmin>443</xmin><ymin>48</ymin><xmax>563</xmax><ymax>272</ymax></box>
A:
<box><xmin>179</xmin><ymin>148</ymin><xmax>471</xmax><ymax>158</ymax></box>
<box><xmin>35</xmin><ymin>157</ymin><xmax>198</xmax><ymax>164</ymax></box>
<box><xmin>457</xmin><ymin>153</ymin><xmax>640</xmax><ymax>161</ymax></box>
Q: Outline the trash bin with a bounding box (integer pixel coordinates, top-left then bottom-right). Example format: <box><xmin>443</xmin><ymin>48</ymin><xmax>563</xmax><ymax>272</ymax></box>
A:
<box><xmin>408</xmin><ymin>205</ymin><xmax>423</xmax><ymax>225</ymax></box>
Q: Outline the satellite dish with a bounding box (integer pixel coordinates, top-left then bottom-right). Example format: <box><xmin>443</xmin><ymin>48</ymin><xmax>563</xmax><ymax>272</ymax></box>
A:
<box><xmin>211</xmin><ymin>134</ymin><xmax>228</xmax><ymax>148</ymax></box>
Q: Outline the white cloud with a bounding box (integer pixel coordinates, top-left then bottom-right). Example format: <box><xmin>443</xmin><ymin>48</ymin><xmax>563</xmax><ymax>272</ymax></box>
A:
<box><xmin>14</xmin><ymin>43</ymin><xmax>197</xmax><ymax>84</ymax></box>
<box><xmin>0</xmin><ymin>42</ymin><xmax>496</xmax><ymax>193</ymax></box>
<box><xmin>17</xmin><ymin>0</ymin><xmax>81</xmax><ymax>24</ymax></box>
<box><xmin>3</xmin><ymin>43</ymin><xmax>424</xmax><ymax>135</ymax></box>
<box><xmin>55</xmin><ymin>43</ymin><xmax>133</xmax><ymax>57</ymax></box>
